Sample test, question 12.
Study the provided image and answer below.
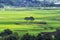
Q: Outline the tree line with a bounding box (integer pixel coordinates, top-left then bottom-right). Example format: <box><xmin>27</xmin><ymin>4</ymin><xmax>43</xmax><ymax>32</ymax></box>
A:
<box><xmin>0</xmin><ymin>29</ymin><xmax>60</xmax><ymax>40</ymax></box>
<box><xmin>0</xmin><ymin>0</ymin><xmax>60</xmax><ymax>8</ymax></box>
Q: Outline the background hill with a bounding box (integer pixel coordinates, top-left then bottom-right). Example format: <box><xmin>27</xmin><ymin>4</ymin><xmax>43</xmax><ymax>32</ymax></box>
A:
<box><xmin>0</xmin><ymin>0</ymin><xmax>60</xmax><ymax>8</ymax></box>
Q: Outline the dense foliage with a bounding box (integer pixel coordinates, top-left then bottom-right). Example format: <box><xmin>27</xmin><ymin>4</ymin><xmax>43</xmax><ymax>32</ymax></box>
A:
<box><xmin>0</xmin><ymin>29</ymin><xmax>60</xmax><ymax>40</ymax></box>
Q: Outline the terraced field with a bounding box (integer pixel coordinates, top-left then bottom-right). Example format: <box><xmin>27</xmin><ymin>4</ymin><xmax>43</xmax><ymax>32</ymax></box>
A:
<box><xmin>0</xmin><ymin>10</ymin><xmax>60</xmax><ymax>36</ymax></box>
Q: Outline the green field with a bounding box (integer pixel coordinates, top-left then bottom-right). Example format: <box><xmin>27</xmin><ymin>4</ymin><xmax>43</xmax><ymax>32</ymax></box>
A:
<box><xmin>0</xmin><ymin>10</ymin><xmax>60</xmax><ymax>36</ymax></box>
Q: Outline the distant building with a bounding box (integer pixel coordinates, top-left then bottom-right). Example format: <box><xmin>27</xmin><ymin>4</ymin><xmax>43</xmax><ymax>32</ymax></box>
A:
<box><xmin>54</xmin><ymin>2</ymin><xmax>60</xmax><ymax>7</ymax></box>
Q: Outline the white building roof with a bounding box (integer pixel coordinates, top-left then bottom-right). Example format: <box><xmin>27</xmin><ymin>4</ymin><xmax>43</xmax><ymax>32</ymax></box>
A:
<box><xmin>55</xmin><ymin>2</ymin><xmax>60</xmax><ymax>4</ymax></box>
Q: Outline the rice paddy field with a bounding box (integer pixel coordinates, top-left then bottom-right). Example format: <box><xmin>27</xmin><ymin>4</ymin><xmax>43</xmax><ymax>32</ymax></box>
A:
<box><xmin>0</xmin><ymin>9</ymin><xmax>60</xmax><ymax>36</ymax></box>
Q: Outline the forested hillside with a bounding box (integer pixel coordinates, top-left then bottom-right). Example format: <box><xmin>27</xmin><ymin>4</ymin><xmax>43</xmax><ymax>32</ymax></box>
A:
<box><xmin>0</xmin><ymin>0</ymin><xmax>59</xmax><ymax>8</ymax></box>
